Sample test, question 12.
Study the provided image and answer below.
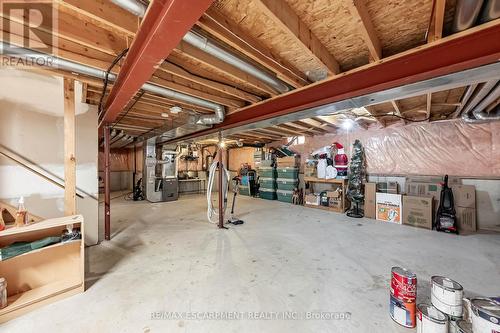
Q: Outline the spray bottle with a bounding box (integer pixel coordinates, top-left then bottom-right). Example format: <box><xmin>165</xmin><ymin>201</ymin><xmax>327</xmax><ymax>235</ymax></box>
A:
<box><xmin>15</xmin><ymin>196</ymin><xmax>28</xmax><ymax>227</ymax></box>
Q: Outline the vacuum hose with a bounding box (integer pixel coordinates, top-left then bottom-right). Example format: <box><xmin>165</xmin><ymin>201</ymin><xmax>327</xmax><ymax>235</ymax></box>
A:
<box><xmin>206</xmin><ymin>159</ymin><xmax>230</xmax><ymax>223</ymax></box>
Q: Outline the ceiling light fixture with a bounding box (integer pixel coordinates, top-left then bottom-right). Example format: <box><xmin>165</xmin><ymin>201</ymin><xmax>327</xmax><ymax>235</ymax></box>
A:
<box><xmin>170</xmin><ymin>106</ymin><xmax>182</xmax><ymax>114</ymax></box>
<box><xmin>342</xmin><ymin>119</ymin><xmax>354</xmax><ymax>130</ymax></box>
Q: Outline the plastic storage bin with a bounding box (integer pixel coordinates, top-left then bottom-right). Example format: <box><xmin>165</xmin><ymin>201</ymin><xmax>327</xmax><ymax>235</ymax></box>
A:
<box><xmin>258</xmin><ymin>167</ymin><xmax>277</xmax><ymax>179</ymax></box>
<box><xmin>259</xmin><ymin>187</ymin><xmax>277</xmax><ymax>200</ymax></box>
<box><xmin>239</xmin><ymin>185</ymin><xmax>250</xmax><ymax>196</ymax></box>
<box><xmin>260</xmin><ymin>177</ymin><xmax>277</xmax><ymax>189</ymax></box>
<box><xmin>277</xmin><ymin>189</ymin><xmax>294</xmax><ymax>203</ymax></box>
<box><xmin>277</xmin><ymin>167</ymin><xmax>299</xmax><ymax>179</ymax></box>
<box><xmin>276</xmin><ymin>178</ymin><xmax>299</xmax><ymax>191</ymax></box>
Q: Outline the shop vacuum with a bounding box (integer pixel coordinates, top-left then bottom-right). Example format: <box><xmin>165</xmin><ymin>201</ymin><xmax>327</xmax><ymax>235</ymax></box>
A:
<box><xmin>227</xmin><ymin>176</ymin><xmax>244</xmax><ymax>225</ymax></box>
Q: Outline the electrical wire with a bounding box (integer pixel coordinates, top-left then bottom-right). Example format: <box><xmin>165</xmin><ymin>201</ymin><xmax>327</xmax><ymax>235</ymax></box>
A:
<box><xmin>98</xmin><ymin>48</ymin><xmax>130</xmax><ymax>116</ymax></box>
<box><xmin>371</xmin><ymin>112</ymin><xmax>431</xmax><ymax>122</ymax></box>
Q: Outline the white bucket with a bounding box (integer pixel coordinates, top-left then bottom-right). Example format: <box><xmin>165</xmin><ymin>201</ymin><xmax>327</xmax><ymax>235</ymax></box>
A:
<box><xmin>449</xmin><ymin>320</ymin><xmax>473</xmax><ymax>333</ymax></box>
<box><xmin>417</xmin><ymin>304</ymin><xmax>448</xmax><ymax>333</ymax></box>
<box><xmin>470</xmin><ymin>298</ymin><xmax>500</xmax><ymax>333</ymax></box>
<box><xmin>431</xmin><ymin>276</ymin><xmax>463</xmax><ymax>318</ymax></box>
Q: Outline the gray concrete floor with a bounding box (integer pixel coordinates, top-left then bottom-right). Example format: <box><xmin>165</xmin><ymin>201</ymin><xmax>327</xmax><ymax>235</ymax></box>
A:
<box><xmin>2</xmin><ymin>195</ymin><xmax>500</xmax><ymax>333</ymax></box>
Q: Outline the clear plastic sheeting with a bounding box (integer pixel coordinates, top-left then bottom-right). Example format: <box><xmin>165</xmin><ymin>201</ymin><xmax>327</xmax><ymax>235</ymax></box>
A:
<box><xmin>278</xmin><ymin>119</ymin><xmax>500</xmax><ymax>177</ymax></box>
<box><xmin>359</xmin><ymin>120</ymin><xmax>500</xmax><ymax>177</ymax></box>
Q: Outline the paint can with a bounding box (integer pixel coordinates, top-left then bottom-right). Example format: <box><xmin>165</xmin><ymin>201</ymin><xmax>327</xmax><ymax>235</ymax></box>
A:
<box><xmin>390</xmin><ymin>293</ymin><xmax>416</xmax><ymax>328</ymax></box>
<box><xmin>431</xmin><ymin>276</ymin><xmax>463</xmax><ymax>318</ymax></box>
<box><xmin>417</xmin><ymin>304</ymin><xmax>448</xmax><ymax>333</ymax></box>
<box><xmin>391</xmin><ymin>266</ymin><xmax>417</xmax><ymax>303</ymax></box>
<box><xmin>470</xmin><ymin>298</ymin><xmax>500</xmax><ymax>333</ymax></box>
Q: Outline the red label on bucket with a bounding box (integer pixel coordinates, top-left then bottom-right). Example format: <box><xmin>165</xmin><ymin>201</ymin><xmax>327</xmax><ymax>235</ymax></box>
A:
<box><xmin>391</xmin><ymin>269</ymin><xmax>417</xmax><ymax>303</ymax></box>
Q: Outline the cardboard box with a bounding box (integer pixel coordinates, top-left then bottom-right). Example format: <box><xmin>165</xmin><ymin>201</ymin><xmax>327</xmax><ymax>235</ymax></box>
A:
<box><xmin>376</xmin><ymin>193</ymin><xmax>402</xmax><ymax>224</ymax></box>
<box><xmin>406</xmin><ymin>175</ymin><xmax>461</xmax><ymax>185</ymax></box>
<box><xmin>364</xmin><ymin>183</ymin><xmax>376</xmax><ymax>219</ymax></box>
<box><xmin>304</xmin><ymin>165</ymin><xmax>317</xmax><ymax>177</ymax></box>
<box><xmin>387</xmin><ymin>181</ymin><xmax>399</xmax><ymax>194</ymax></box>
<box><xmin>329</xmin><ymin>198</ymin><xmax>342</xmax><ymax>209</ymax></box>
<box><xmin>403</xmin><ymin>195</ymin><xmax>433</xmax><ymax>229</ymax></box>
<box><xmin>452</xmin><ymin>185</ymin><xmax>476</xmax><ymax>209</ymax></box>
<box><xmin>327</xmin><ymin>189</ymin><xmax>341</xmax><ymax>198</ymax></box>
<box><xmin>376</xmin><ymin>182</ymin><xmax>388</xmax><ymax>193</ymax></box>
<box><xmin>305</xmin><ymin>194</ymin><xmax>320</xmax><ymax>206</ymax></box>
<box><xmin>406</xmin><ymin>182</ymin><xmax>441</xmax><ymax>199</ymax></box>
<box><xmin>456</xmin><ymin>207</ymin><xmax>476</xmax><ymax>233</ymax></box>
<box><xmin>277</xmin><ymin>156</ymin><xmax>300</xmax><ymax>167</ymax></box>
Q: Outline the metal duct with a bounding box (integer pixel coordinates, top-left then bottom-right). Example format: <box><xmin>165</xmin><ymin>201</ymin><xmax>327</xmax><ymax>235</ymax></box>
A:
<box><xmin>110</xmin><ymin>0</ymin><xmax>146</xmax><ymax>17</ymax></box>
<box><xmin>479</xmin><ymin>0</ymin><xmax>500</xmax><ymax>23</ymax></box>
<box><xmin>462</xmin><ymin>81</ymin><xmax>500</xmax><ymax>122</ymax></box>
<box><xmin>111</xmin><ymin>0</ymin><xmax>290</xmax><ymax>93</ymax></box>
<box><xmin>452</xmin><ymin>0</ymin><xmax>484</xmax><ymax>33</ymax></box>
<box><xmin>0</xmin><ymin>42</ymin><xmax>224</xmax><ymax>126</ymax></box>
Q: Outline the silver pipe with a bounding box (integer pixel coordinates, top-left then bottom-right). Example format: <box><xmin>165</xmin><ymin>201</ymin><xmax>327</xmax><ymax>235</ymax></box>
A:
<box><xmin>110</xmin><ymin>0</ymin><xmax>146</xmax><ymax>17</ymax></box>
<box><xmin>479</xmin><ymin>0</ymin><xmax>500</xmax><ymax>23</ymax></box>
<box><xmin>461</xmin><ymin>80</ymin><xmax>498</xmax><ymax>122</ymax></box>
<box><xmin>471</xmin><ymin>82</ymin><xmax>500</xmax><ymax>120</ymax></box>
<box><xmin>110</xmin><ymin>0</ymin><xmax>290</xmax><ymax>93</ymax></box>
<box><xmin>452</xmin><ymin>0</ymin><xmax>484</xmax><ymax>33</ymax></box>
<box><xmin>182</xmin><ymin>31</ymin><xmax>289</xmax><ymax>93</ymax></box>
<box><xmin>0</xmin><ymin>41</ymin><xmax>224</xmax><ymax>125</ymax></box>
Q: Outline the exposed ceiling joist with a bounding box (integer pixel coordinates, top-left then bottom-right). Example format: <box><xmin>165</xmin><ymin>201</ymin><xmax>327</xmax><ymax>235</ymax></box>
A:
<box><xmin>198</xmin><ymin>9</ymin><xmax>309</xmax><ymax>88</ymax></box>
<box><xmin>101</xmin><ymin>0</ymin><xmax>214</xmax><ymax>126</ymax></box>
<box><xmin>176</xmin><ymin>41</ymin><xmax>278</xmax><ymax>96</ymax></box>
<box><xmin>345</xmin><ymin>0</ymin><xmax>382</xmax><ymax>61</ymax></box>
<box><xmin>160</xmin><ymin>61</ymin><xmax>261</xmax><ymax>103</ymax></box>
<box><xmin>428</xmin><ymin>0</ymin><xmax>446</xmax><ymax>42</ymax></box>
<box><xmin>426</xmin><ymin>92</ymin><xmax>432</xmax><ymax>120</ymax></box>
<box><xmin>255</xmin><ymin>0</ymin><xmax>340</xmax><ymax>75</ymax></box>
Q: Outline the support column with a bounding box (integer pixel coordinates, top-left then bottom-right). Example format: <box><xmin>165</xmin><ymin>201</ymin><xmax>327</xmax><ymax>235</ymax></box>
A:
<box><xmin>63</xmin><ymin>78</ymin><xmax>76</xmax><ymax>216</ymax></box>
<box><xmin>104</xmin><ymin>125</ymin><xmax>111</xmax><ymax>240</ymax></box>
<box><xmin>218</xmin><ymin>146</ymin><xmax>224</xmax><ymax>229</ymax></box>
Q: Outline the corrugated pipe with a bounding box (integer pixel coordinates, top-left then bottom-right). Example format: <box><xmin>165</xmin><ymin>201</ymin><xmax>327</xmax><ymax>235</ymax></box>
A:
<box><xmin>110</xmin><ymin>0</ymin><xmax>290</xmax><ymax>93</ymax></box>
<box><xmin>0</xmin><ymin>42</ymin><xmax>224</xmax><ymax>125</ymax></box>
<box><xmin>479</xmin><ymin>0</ymin><xmax>500</xmax><ymax>23</ymax></box>
<box><xmin>452</xmin><ymin>0</ymin><xmax>484</xmax><ymax>33</ymax></box>
<box><xmin>462</xmin><ymin>81</ymin><xmax>500</xmax><ymax>122</ymax></box>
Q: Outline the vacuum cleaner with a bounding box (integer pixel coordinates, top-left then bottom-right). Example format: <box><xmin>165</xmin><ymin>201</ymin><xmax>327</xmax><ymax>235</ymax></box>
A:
<box><xmin>227</xmin><ymin>176</ymin><xmax>244</xmax><ymax>225</ymax></box>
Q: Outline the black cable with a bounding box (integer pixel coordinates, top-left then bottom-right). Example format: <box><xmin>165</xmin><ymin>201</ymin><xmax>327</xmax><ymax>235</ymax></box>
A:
<box><xmin>98</xmin><ymin>48</ymin><xmax>130</xmax><ymax>116</ymax></box>
<box><xmin>112</xmin><ymin>90</ymin><xmax>145</xmax><ymax>130</ymax></box>
<box><xmin>371</xmin><ymin>112</ymin><xmax>431</xmax><ymax>122</ymax></box>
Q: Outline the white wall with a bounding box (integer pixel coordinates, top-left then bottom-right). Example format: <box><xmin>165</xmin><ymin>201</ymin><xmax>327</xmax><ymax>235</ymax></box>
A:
<box><xmin>0</xmin><ymin>68</ymin><xmax>99</xmax><ymax>245</ymax></box>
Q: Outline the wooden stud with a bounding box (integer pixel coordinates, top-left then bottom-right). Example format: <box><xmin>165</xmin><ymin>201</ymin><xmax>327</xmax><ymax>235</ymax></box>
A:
<box><xmin>428</xmin><ymin>0</ymin><xmax>446</xmax><ymax>42</ymax></box>
<box><xmin>345</xmin><ymin>0</ymin><xmax>382</xmax><ymax>61</ymax></box>
<box><xmin>426</xmin><ymin>92</ymin><xmax>432</xmax><ymax>121</ymax></box>
<box><xmin>255</xmin><ymin>0</ymin><xmax>340</xmax><ymax>75</ymax></box>
<box><xmin>63</xmin><ymin>78</ymin><xmax>76</xmax><ymax>216</ymax></box>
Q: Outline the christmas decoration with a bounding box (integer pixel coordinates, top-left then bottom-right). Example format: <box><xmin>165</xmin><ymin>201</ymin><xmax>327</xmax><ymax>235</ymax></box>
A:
<box><xmin>346</xmin><ymin>139</ymin><xmax>366</xmax><ymax>218</ymax></box>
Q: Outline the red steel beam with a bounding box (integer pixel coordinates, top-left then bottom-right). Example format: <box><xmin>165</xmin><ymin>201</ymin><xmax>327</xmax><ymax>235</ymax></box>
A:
<box><xmin>162</xmin><ymin>21</ymin><xmax>500</xmax><ymax>143</ymax></box>
<box><xmin>100</xmin><ymin>0</ymin><xmax>214</xmax><ymax>127</ymax></box>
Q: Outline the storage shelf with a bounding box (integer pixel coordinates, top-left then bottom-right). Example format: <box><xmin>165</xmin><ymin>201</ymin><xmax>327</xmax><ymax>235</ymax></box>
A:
<box><xmin>304</xmin><ymin>177</ymin><xmax>347</xmax><ymax>184</ymax></box>
<box><xmin>0</xmin><ymin>277</ymin><xmax>82</xmax><ymax>316</ymax></box>
<box><xmin>0</xmin><ymin>215</ymin><xmax>83</xmax><ymax>237</ymax></box>
<box><xmin>0</xmin><ymin>240</ymin><xmax>81</xmax><ymax>262</ymax></box>
<box><xmin>304</xmin><ymin>204</ymin><xmax>344</xmax><ymax>213</ymax></box>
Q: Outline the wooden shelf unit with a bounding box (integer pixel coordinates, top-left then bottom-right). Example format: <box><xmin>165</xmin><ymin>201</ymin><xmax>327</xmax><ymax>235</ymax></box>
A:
<box><xmin>303</xmin><ymin>177</ymin><xmax>348</xmax><ymax>213</ymax></box>
<box><xmin>0</xmin><ymin>215</ymin><xmax>84</xmax><ymax>323</ymax></box>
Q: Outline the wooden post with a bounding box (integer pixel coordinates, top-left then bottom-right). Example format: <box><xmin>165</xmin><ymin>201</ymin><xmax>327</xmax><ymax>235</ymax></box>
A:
<box><xmin>63</xmin><ymin>78</ymin><xmax>76</xmax><ymax>216</ymax></box>
<box><xmin>104</xmin><ymin>125</ymin><xmax>111</xmax><ymax>240</ymax></box>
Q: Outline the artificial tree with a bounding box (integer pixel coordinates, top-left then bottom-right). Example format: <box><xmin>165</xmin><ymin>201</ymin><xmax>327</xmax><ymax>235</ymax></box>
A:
<box><xmin>346</xmin><ymin>139</ymin><xmax>366</xmax><ymax>218</ymax></box>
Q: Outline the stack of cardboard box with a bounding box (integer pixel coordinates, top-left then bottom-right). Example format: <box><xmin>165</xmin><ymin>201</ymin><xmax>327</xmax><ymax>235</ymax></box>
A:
<box><xmin>277</xmin><ymin>156</ymin><xmax>300</xmax><ymax>168</ymax></box>
<box><xmin>364</xmin><ymin>177</ymin><xmax>476</xmax><ymax>233</ymax></box>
